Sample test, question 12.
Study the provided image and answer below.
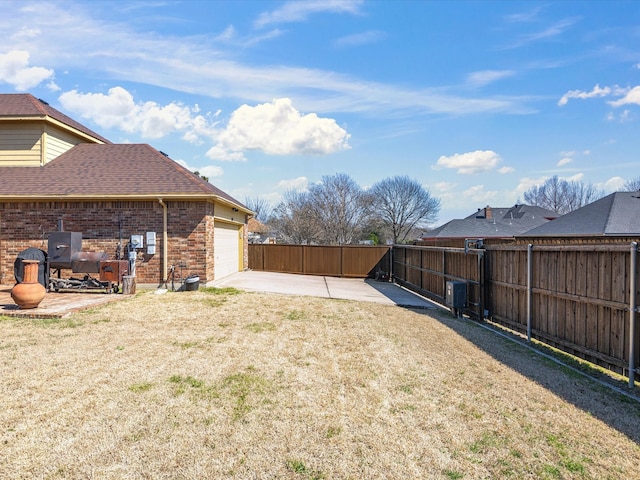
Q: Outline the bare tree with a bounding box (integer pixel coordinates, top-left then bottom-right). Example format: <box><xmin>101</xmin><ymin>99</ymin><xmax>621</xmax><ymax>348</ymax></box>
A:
<box><xmin>624</xmin><ymin>176</ymin><xmax>640</xmax><ymax>191</ymax></box>
<box><xmin>270</xmin><ymin>190</ymin><xmax>321</xmax><ymax>244</ymax></box>
<box><xmin>244</xmin><ymin>196</ymin><xmax>274</xmax><ymax>223</ymax></box>
<box><xmin>369</xmin><ymin>176</ymin><xmax>441</xmax><ymax>244</ymax></box>
<box><xmin>523</xmin><ymin>175</ymin><xmax>604</xmax><ymax>214</ymax></box>
<box><xmin>307</xmin><ymin>173</ymin><xmax>371</xmax><ymax>245</ymax></box>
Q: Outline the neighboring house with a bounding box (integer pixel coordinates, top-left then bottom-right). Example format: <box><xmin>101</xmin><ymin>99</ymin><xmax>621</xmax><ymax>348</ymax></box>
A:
<box><xmin>248</xmin><ymin>218</ymin><xmax>275</xmax><ymax>244</ymax></box>
<box><xmin>0</xmin><ymin>94</ymin><xmax>251</xmax><ymax>286</ymax></box>
<box><xmin>519</xmin><ymin>191</ymin><xmax>640</xmax><ymax>241</ymax></box>
<box><xmin>421</xmin><ymin>204</ymin><xmax>558</xmax><ymax>246</ymax></box>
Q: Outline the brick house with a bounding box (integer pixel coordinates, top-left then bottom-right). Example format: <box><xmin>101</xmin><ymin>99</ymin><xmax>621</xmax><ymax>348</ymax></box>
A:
<box><xmin>0</xmin><ymin>94</ymin><xmax>250</xmax><ymax>287</ymax></box>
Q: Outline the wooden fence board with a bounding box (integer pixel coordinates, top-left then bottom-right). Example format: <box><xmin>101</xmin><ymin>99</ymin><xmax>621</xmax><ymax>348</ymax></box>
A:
<box><xmin>249</xmin><ymin>244</ymin><xmax>390</xmax><ymax>278</ymax></box>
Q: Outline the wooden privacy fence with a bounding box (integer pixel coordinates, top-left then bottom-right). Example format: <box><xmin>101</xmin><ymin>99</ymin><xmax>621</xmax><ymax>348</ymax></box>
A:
<box><xmin>248</xmin><ymin>244</ymin><xmax>391</xmax><ymax>278</ymax></box>
<box><xmin>393</xmin><ymin>242</ymin><xmax>640</xmax><ymax>380</ymax></box>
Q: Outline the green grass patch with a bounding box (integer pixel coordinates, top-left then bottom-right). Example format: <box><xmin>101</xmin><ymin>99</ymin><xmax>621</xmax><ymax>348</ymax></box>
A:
<box><xmin>284</xmin><ymin>309</ymin><xmax>305</xmax><ymax>321</ymax></box>
<box><xmin>469</xmin><ymin>431</ymin><xmax>505</xmax><ymax>454</ymax></box>
<box><xmin>128</xmin><ymin>382</ymin><xmax>154</xmax><ymax>393</ymax></box>
<box><xmin>326</xmin><ymin>426</ymin><xmax>341</xmax><ymax>438</ymax></box>
<box><xmin>222</xmin><ymin>367</ymin><xmax>271</xmax><ymax>421</ymax></box>
<box><xmin>202</xmin><ymin>298</ymin><xmax>226</xmax><ymax>307</ymax></box>
<box><xmin>168</xmin><ymin>374</ymin><xmax>217</xmax><ymax>399</ymax></box>
<box><xmin>398</xmin><ymin>383</ymin><xmax>413</xmax><ymax>394</ymax></box>
<box><xmin>285</xmin><ymin>459</ymin><xmax>325</xmax><ymax>479</ymax></box>
<box><xmin>443</xmin><ymin>470</ymin><xmax>464</xmax><ymax>480</ymax></box>
<box><xmin>245</xmin><ymin>322</ymin><xmax>277</xmax><ymax>333</ymax></box>
<box><xmin>200</xmin><ymin>286</ymin><xmax>242</xmax><ymax>295</ymax></box>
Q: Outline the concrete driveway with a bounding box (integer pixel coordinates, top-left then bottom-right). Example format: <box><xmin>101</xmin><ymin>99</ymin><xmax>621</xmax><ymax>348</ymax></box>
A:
<box><xmin>213</xmin><ymin>270</ymin><xmax>438</xmax><ymax>308</ymax></box>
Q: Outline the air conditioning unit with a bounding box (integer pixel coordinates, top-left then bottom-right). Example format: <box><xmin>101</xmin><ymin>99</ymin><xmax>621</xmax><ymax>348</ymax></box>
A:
<box><xmin>446</xmin><ymin>281</ymin><xmax>466</xmax><ymax>308</ymax></box>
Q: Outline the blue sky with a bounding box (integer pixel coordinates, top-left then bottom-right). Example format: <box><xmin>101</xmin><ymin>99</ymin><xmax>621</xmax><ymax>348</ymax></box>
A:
<box><xmin>1</xmin><ymin>0</ymin><xmax>639</xmax><ymax>225</ymax></box>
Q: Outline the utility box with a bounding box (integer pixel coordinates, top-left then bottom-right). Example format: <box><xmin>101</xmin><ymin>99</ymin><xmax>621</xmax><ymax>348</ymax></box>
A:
<box><xmin>146</xmin><ymin>231</ymin><xmax>156</xmax><ymax>255</ymax></box>
<box><xmin>446</xmin><ymin>281</ymin><xmax>466</xmax><ymax>308</ymax></box>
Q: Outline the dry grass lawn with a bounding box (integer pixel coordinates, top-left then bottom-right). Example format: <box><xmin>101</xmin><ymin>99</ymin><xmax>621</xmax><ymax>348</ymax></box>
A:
<box><xmin>1</xmin><ymin>287</ymin><xmax>640</xmax><ymax>479</ymax></box>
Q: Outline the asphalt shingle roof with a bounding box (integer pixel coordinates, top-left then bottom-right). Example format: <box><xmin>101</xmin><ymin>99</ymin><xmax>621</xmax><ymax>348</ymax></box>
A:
<box><xmin>0</xmin><ymin>93</ymin><xmax>111</xmax><ymax>144</ymax></box>
<box><xmin>0</xmin><ymin>143</ymin><xmax>247</xmax><ymax>209</ymax></box>
<box><xmin>520</xmin><ymin>191</ymin><xmax>640</xmax><ymax>236</ymax></box>
<box><xmin>426</xmin><ymin>204</ymin><xmax>557</xmax><ymax>239</ymax></box>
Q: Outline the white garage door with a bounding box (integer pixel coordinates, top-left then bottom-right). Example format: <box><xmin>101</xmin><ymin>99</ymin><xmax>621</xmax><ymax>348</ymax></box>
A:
<box><xmin>214</xmin><ymin>222</ymin><xmax>240</xmax><ymax>280</ymax></box>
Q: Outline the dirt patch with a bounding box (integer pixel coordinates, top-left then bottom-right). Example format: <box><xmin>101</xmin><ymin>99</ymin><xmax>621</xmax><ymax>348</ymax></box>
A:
<box><xmin>1</xmin><ymin>289</ymin><xmax>639</xmax><ymax>479</ymax></box>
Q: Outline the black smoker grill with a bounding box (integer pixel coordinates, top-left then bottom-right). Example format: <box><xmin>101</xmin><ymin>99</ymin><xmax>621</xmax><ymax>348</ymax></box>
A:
<box><xmin>47</xmin><ymin>232</ymin><xmax>128</xmax><ymax>293</ymax></box>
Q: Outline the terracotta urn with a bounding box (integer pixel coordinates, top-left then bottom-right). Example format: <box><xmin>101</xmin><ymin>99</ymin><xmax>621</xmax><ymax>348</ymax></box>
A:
<box><xmin>11</xmin><ymin>259</ymin><xmax>46</xmax><ymax>309</ymax></box>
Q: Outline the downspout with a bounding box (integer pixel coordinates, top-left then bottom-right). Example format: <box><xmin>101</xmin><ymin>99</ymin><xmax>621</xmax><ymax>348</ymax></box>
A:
<box><xmin>158</xmin><ymin>198</ymin><xmax>168</xmax><ymax>287</ymax></box>
<box><xmin>629</xmin><ymin>242</ymin><xmax>638</xmax><ymax>388</ymax></box>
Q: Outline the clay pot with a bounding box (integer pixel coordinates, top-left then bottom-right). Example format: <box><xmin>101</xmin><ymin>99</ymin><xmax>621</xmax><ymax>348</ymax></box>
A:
<box><xmin>11</xmin><ymin>259</ymin><xmax>46</xmax><ymax>309</ymax></box>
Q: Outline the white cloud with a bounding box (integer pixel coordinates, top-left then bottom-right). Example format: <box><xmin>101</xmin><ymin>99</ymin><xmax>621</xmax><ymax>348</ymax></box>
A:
<box><xmin>436</xmin><ymin>150</ymin><xmax>501</xmax><ymax>174</ymax></box>
<box><xmin>334</xmin><ymin>30</ymin><xmax>386</xmax><ymax>48</ymax></box>
<box><xmin>596</xmin><ymin>176</ymin><xmax>625</xmax><ymax>192</ymax></box>
<box><xmin>466</xmin><ymin>70</ymin><xmax>515</xmax><ymax>87</ymax></box>
<box><xmin>58</xmin><ymin>87</ymin><xmax>218</xmax><ymax>140</ymax></box>
<box><xmin>206</xmin><ymin>98</ymin><xmax>351</xmax><ymax>161</ymax></box>
<box><xmin>504</xmin><ymin>18</ymin><xmax>577</xmax><ymax>49</ymax></box>
<box><xmin>277</xmin><ymin>176</ymin><xmax>309</xmax><ymax>191</ymax></box>
<box><xmin>197</xmin><ymin>165</ymin><xmax>225</xmax><ymax>179</ymax></box>
<box><xmin>558</xmin><ymin>84</ymin><xmax>640</xmax><ymax>108</ymax></box>
<box><xmin>565</xmin><ymin>172</ymin><xmax>584</xmax><ymax>182</ymax></box>
<box><xmin>174</xmin><ymin>160</ymin><xmax>224</xmax><ymax>181</ymax></box>
<box><xmin>463</xmin><ymin>185</ymin><xmax>498</xmax><ymax>203</ymax></box>
<box><xmin>609</xmin><ymin>86</ymin><xmax>640</xmax><ymax>107</ymax></box>
<box><xmin>254</xmin><ymin>0</ymin><xmax>363</xmax><ymax>28</ymax></box>
<box><xmin>515</xmin><ymin>176</ymin><xmax>548</xmax><ymax>196</ymax></box>
<box><xmin>498</xmin><ymin>166</ymin><xmax>515</xmax><ymax>174</ymax></box>
<box><xmin>433</xmin><ymin>181</ymin><xmax>456</xmax><ymax>192</ymax></box>
<box><xmin>0</xmin><ymin>50</ymin><xmax>54</xmax><ymax>90</ymax></box>
<box><xmin>557</xmin><ymin>157</ymin><xmax>572</xmax><ymax>166</ymax></box>
<box><xmin>557</xmin><ymin>84</ymin><xmax>611</xmax><ymax>106</ymax></box>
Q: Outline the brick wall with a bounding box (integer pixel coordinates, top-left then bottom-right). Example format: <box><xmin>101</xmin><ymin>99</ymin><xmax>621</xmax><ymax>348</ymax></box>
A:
<box><xmin>0</xmin><ymin>200</ymin><xmax>247</xmax><ymax>286</ymax></box>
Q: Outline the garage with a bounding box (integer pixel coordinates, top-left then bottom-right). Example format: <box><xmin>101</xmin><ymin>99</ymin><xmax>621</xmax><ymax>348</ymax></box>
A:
<box><xmin>214</xmin><ymin>222</ymin><xmax>241</xmax><ymax>280</ymax></box>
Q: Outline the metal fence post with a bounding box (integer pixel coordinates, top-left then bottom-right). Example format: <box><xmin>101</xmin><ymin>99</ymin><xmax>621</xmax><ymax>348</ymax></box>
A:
<box><xmin>629</xmin><ymin>242</ymin><xmax>637</xmax><ymax>388</ymax></box>
<box><xmin>527</xmin><ymin>244</ymin><xmax>533</xmax><ymax>342</ymax></box>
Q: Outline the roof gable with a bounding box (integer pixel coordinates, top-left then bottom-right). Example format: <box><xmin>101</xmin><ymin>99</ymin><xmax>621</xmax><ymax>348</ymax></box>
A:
<box><xmin>520</xmin><ymin>192</ymin><xmax>640</xmax><ymax>237</ymax></box>
<box><xmin>0</xmin><ymin>93</ymin><xmax>110</xmax><ymax>144</ymax></box>
<box><xmin>0</xmin><ymin>143</ymin><xmax>247</xmax><ymax>209</ymax></box>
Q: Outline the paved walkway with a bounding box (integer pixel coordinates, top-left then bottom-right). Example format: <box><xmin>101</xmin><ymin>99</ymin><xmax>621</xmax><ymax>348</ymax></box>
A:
<box><xmin>213</xmin><ymin>271</ymin><xmax>438</xmax><ymax>308</ymax></box>
<box><xmin>0</xmin><ymin>286</ymin><xmax>129</xmax><ymax>319</ymax></box>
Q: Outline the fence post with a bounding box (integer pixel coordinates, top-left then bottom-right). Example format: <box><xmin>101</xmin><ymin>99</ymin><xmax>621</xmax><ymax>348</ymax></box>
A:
<box><xmin>478</xmin><ymin>249</ymin><xmax>485</xmax><ymax>320</ymax></box>
<box><xmin>629</xmin><ymin>242</ymin><xmax>638</xmax><ymax>387</ymax></box>
<box><xmin>527</xmin><ymin>244</ymin><xmax>533</xmax><ymax>342</ymax></box>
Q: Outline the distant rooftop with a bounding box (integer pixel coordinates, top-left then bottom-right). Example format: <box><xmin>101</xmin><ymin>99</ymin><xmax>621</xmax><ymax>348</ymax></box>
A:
<box><xmin>425</xmin><ymin>204</ymin><xmax>558</xmax><ymax>239</ymax></box>
<box><xmin>520</xmin><ymin>191</ymin><xmax>640</xmax><ymax>237</ymax></box>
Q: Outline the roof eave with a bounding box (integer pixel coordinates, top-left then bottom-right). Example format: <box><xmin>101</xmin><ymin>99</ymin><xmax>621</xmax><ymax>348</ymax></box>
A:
<box><xmin>0</xmin><ymin>115</ymin><xmax>108</xmax><ymax>144</ymax></box>
<box><xmin>0</xmin><ymin>193</ymin><xmax>251</xmax><ymax>213</ymax></box>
